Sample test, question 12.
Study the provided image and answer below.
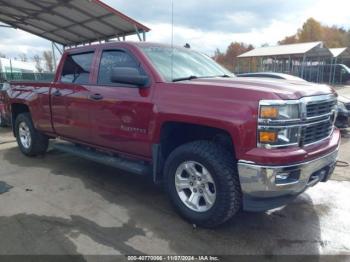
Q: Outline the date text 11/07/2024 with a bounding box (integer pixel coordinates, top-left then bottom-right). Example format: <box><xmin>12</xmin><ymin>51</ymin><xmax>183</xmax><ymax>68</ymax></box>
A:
<box><xmin>127</xmin><ymin>255</ymin><xmax>220</xmax><ymax>261</ymax></box>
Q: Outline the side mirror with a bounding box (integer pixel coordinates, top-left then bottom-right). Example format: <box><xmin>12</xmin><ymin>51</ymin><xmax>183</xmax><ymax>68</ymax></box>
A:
<box><xmin>110</xmin><ymin>67</ymin><xmax>149</xmax><ymax>87</ymax></box>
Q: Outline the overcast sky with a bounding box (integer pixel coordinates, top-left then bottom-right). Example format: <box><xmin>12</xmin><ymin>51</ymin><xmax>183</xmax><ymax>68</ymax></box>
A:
<box><xmin>0</xmin><ymin>0</ymin><xmax>349</xmax><ymax>59</ymax></box>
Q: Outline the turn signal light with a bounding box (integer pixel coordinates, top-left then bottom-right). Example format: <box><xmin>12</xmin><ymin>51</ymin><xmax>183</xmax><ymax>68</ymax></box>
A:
<box><xmin>260</xmin><ymin>106</ymin><xmax>279</xmax><ymax>119</ymax></box>
<box><xmin>259</xmin><ymin>131</ymin><xmax>277</xmax><ymax>143</ymax></box>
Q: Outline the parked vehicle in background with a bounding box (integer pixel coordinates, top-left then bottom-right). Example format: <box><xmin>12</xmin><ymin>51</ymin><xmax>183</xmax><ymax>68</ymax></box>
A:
<box><xmin>5</xmin><ymin>42</ymin><xmax>340</xmax><ymax>227</ymax></box>
<box><xmin>237</xmin><ymin>72</ymin><xmax>308</xmax><ymax>82</ymax></box>
<box><xmin>336</xmin><ymin>95</ymin><xmax>350</xmax><ymax>128</ymax></box>
<box><xmin>237</xmin><ymin>72</ymin><xmax>350</xmax><ymax>128</ymax></box>
<box><xmin>0</xmin><ymin>82</ymin><xmax>10</xmax><ymax>127</ymax></box>
<box><xmin>302</xmin><ymin>64</ymin><xmax>350</xmax><ymax>84</ymax></box>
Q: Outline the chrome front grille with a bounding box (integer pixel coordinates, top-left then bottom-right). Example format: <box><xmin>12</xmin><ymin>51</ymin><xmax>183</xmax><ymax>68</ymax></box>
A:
<box><xmin>306</xmin><ymin>100</ymin><xmax>337</xmax><ymax>117</ymax></box>
<box><xmin>301</xmin><ymin>121</ymin><xmax>333</xmax><ymax>145</ymax></box>
<box><xmin>257</xmin><ymin>94</ymin><xmax>337</xmax><ymax>149</ymax></box>
<box><xmin>301</xmin><ymin>95</ymin><xmax>337</xmax><ymax>146</ymax></box>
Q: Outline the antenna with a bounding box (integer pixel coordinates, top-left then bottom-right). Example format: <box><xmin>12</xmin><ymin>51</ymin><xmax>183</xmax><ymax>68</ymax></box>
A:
<box><xmin>171</xmin><ymin>0</ymin><xmax>174</xmax><ymax>81</ymax></box>
<box><xmin>171</xmin><ymin>0</ymin><xmax>174</xmax><ymax>48</ymax></box>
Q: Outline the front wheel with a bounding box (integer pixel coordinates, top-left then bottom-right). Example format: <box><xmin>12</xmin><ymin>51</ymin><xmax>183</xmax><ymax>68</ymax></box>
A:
<box><xmin>164</xmin><ymin>141</ymin><xmax>242</xmax><ymax>228</ymax></box>
<box><xmin>15</xmin><ymin>113</ymin><xmax>48</xmax><ymax>156</ymax></box>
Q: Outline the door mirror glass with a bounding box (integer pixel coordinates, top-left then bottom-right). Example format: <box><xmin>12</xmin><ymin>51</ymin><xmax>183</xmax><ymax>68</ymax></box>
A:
<box><xmin>111</xmin><ymin>67</ymin><xmax>149</xmax><ymax>87</ymax></box>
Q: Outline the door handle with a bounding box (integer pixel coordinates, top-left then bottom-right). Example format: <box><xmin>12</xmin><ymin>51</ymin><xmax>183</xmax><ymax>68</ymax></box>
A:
<box><xmin>52</xmin><ymin>90</ymin><xmax>62</xmax><ymax>97</ymax></box>
<box><xmin>89</xmin><ymin>93</ymin><xmax>104</xmax><ymax>101</ymax></box>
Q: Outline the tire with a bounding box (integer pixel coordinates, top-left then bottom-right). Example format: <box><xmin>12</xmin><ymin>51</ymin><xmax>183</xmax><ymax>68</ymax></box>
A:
<box><xmin>15</xmin><ymin>113</ymin><xmax>49</xmax><ymax>156</ymax></box>
<box><xmin>164</xmin><ymin>141</ymin><xmax>242</xmax><ymax>228</ymax></box>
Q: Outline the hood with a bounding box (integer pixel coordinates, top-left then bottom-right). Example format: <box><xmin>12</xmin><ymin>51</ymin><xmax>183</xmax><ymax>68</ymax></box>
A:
<box><xmin>338</xmin><ymin>95</ymin><xmax>350</xmax><ymax>104</ymax></box>
<box><xmin>188</xmin><ymin>77</ymin><xmax>334</xmax><ymax>100</ymax></box>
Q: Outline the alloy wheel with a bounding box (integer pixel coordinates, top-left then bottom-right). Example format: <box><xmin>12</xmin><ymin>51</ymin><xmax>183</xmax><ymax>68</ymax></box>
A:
<box><xmin>175</xmin><ymin>161</ymin><xmax>216</xmax><ymax>212</ymax></box>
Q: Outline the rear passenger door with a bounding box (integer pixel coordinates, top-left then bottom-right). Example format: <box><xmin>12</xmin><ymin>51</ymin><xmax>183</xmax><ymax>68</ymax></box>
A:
<box><xmin>88</xmin><ymin>49</ymin><xmax>154</xmax><ymax>158</ymax></box>
<box><xmin>51</xmin><ymin>51</ymin><xmax>95</xmax><ymax>142</ymax></box>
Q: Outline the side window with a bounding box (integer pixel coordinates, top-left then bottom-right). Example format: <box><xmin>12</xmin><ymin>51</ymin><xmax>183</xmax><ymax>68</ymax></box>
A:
<box><xmin>98</xmin><ymin>50</ymin><xmax>142</xmax><ymax>85</ymax></box>
<box><xmin>61</xmin><ymin>52</ymin><xmax>94</xmax><ymax>84</ymax></box>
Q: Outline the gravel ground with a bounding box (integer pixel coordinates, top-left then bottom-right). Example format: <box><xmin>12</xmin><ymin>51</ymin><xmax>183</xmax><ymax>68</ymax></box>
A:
<box><xmin>0</xmin><ymin>127</ymin><xmax>349</xmax><ymax>260</ymax></box>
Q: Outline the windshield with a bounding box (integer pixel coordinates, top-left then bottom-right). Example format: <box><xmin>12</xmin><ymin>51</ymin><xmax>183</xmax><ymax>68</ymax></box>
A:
<box><xmin>141</xmin><ymin>46</ymin><xmax>234</xmax><ymax>82</ymax></box>
<box><xmin>342</xmin><ymin>64</ymin><xmax>350</xmax><ymax>73</ymax></box>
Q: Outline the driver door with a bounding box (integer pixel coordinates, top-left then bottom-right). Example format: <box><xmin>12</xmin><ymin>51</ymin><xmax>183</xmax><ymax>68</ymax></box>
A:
<box><xmin>51</xmin><ymin>51</ymin><xmax>95</xmax><ymax>142</ymax></box>
<box><xmin>88</xmin><ymin>49</ymin><xmax>154</xmax><ymax>158</ymax></box>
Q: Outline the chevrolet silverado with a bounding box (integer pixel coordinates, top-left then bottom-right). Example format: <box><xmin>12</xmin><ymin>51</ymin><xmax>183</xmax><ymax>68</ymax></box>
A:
<box><xmin>6</xmin><ymin>42</ymin><xmax>340</xmax><ymax>227</ymax></box>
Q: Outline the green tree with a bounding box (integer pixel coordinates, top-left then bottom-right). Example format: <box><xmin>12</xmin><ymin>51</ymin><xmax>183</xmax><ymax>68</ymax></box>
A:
<box><xmin>43</xmin><ymin>50</ymin><xmax>54</xmax><ymax>72</ymax></box>
<box><xmin>278</xmin><ymin>18</ymin><xmax>350</xmax><ymax>48</ymax></box>
<box><xmin>18</xmin><ymin>53</ymin><xmax>28</xmax><ymax>62</ymax></box>
<box><xmin>33</xmin><ymin>55</ymin><xmax>43</xmax><ymax>73</ymax></box>
<box><xmin>213</xmin><ymin>42</ymin><xmax>253</xmax><ymax>72</ymax></box>
<box><xmin>298</xmin><ymin>18</ymin><xmax>323</xmax><ymax>42</ymax></box>
<box><xmin>279</xmin><ymin>35</ymin><xmax>298</xmax><ymax>45</ymax></box>
<box><xmin>212</xmin><ymin>48</ymin><xmax>226</xmax><ymax>66</ymax></box>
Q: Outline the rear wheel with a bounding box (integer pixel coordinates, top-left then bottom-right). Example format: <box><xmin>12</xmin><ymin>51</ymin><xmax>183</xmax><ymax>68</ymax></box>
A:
<box><xmin>15</xmin><ymin>113</ymin><xmax>48</xmax><ymax>156</ymax></box>
<box><xmin>164</xmin><ymin>141</ymin><xmax>242</xmax><ymax>227</ymax></box>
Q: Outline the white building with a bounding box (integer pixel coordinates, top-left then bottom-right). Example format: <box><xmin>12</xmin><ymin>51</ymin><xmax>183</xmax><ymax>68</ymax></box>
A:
<box><xmin>0</xmin><ymin>57</ymin><xmax>38</xmax><ymax>76</ymax></box>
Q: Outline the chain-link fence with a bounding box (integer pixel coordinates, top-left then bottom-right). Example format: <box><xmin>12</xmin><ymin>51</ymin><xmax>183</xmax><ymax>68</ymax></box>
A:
<box><xmin>0</xmin><ymin>72</ymin><xmax>55</xmax><ymax>82</ymax></box>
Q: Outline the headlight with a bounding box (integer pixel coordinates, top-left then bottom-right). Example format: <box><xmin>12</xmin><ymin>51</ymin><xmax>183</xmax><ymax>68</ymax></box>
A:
<box><xmin>258</xmin><ymin>100</ymin><xmax>301</xmax><ymax>148</ymax></box>
<box><xmin>259</xmin><ymin>104</ymin><xmax>300</xmax><ymax>120</ymax></box>
<box><xmin>258</xmin><ymin>127</ymin><xmax>300</xmax><ymax>148</ymax></box>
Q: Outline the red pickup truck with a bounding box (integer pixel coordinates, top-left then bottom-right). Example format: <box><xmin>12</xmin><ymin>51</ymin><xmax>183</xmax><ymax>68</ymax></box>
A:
<box><xmin>6</xmin><ymin>42</ymin><xmax>340</xmax><ymax>227</ymax></box>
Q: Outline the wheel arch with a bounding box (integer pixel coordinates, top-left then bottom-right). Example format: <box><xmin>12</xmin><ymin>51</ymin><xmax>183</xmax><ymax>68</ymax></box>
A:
<box><xmin>152</xmin><ymin>120</ymin><xmax>239</xmax><ymax>184</ymax></box>
<box><xmin>11</xmin><ymin>103</ymin><xmax>30</xmax><ymax>136</ymax></box>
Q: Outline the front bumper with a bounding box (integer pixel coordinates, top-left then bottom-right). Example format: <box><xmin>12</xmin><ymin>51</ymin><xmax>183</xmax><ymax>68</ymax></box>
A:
<box><xmin>237</xmin><ymin>148</ymin><xmax>338</xmax><ymax>211</ymax></box>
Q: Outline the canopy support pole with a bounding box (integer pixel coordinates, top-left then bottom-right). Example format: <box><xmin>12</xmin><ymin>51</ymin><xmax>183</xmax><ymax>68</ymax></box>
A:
<box><xmin>53</xmin><ymin>42</ymin><xmax>63</xmax><ymax>55</ymax></box>
<box><xmin>329</xmin><ymin>58</ymin><xmax>334</xmax><ymax>84</ymax></box>
<box><xmin>300</xmin><ymin>55</ymin><xmax>306</xmax><ymax>79</ymax></box>
<box><xmin>332</xmin><ymin>57</ymin><xmax>338</xmax><ymax>85</ymax></box>
<box><xmin>51</xmin><ymin>42</ymin><xmax>57</xmax><ymax>71</ymax></box>
<box><xmin>51</xmin><ymin>42</ymin><xmax>64</xmax><ymax>71</ymax></box>
<box><xmin>134</xmin><ymin>26</ymin><xmax>142</xmax><ymax>41</ymax></box>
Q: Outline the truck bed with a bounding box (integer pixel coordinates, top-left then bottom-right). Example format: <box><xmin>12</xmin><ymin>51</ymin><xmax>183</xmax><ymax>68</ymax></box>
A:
<box><xmin>8</xmin><ymin>81</ymin><xmax>56</xmax><ymax>134</ymax></box>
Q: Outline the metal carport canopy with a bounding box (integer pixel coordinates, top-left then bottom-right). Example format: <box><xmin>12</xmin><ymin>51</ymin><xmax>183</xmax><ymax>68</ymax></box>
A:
<box><xmin>237</xmin><ymin>41</ymin><xmax>332</xmax><ymax>58</ymax></box>
<box><xmin>0</xmin><ymin>0</ymin><xmax>151</xmax><ymax>46</ymax></box>
<box><xmin>329</xmin><ymin>48</ymin><xmax>350</xmax><ymax>59</ymax></box>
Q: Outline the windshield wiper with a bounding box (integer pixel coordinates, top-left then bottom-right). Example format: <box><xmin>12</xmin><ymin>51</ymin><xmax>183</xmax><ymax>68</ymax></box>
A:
<box><xmin>172</xmin><ymin>74</ymin><xmax>233</xmax><ymax>82</ymax></box>
<box><xmin>172</xmin><ymin>75</ymin><xmax>198</xmax><ymax>82</ymax></box>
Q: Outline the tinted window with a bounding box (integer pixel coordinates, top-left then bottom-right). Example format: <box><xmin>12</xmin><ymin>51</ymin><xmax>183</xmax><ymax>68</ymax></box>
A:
<box><xmin>61</xmin><ymin>52</ymin><xmax>94</xmax><ymax>84</ymax></box>
<box><xmin>98</xmin><ymin>50</ymin><xmax>141</xmax><ymax>85</ymax></box>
